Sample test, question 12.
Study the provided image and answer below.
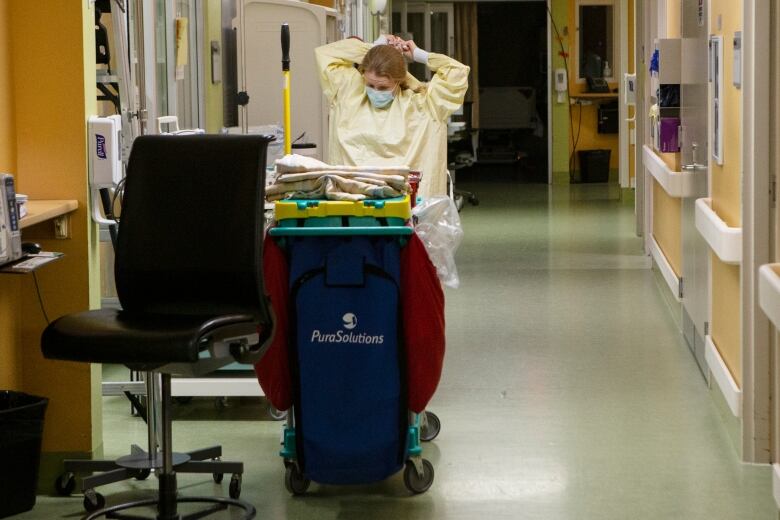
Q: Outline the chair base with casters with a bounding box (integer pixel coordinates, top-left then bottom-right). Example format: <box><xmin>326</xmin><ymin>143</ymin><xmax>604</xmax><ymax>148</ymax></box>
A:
<box><xmin>81</xmin><ymin>374</ymin><xmax>255</xmax><ymax>520</ymax></box>
<box><xmin>41</xmin><ymin>134</ymin><xmax>275</xmax><ymax>520</ymax></box>
<box><xmin>447</xmin><ymin>166</ymin><xmax>479</xmax><ymax>212</ymax></box>
<box><xmin>54</xmin><ymin>373</ymin><xmax>246</xmax><ymax>514</ymax></box>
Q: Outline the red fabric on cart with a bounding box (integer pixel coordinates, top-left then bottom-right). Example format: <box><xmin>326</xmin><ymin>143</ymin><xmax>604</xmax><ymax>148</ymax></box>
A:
<box><xmin>254</xmin><ymin>232</ymin><xmax>446</xmax><ymax>413</ymax></box>
<box><xmin>401</xmin><ymin>233</ymin><xmax>445</xmax><ymax>413</ymax></box>
<box><xmin>253</xmin><ymin>234</ymin><xmax>293</xmax><ymax>411</ymax></box>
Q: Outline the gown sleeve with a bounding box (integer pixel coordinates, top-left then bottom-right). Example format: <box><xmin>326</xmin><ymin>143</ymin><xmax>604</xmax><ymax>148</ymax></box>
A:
<box><xmin>423</xmin><ymin>53</ymin><xmax>470</xmax><ymax>122</ymax></box>
<box><xmin>315</xmin><ymin>38</ymin><xmax>373</xmax><ymax>105</ymax></box>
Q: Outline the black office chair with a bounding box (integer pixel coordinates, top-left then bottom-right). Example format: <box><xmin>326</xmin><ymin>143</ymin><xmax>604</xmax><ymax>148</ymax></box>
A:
<box><xmin>42</xmin><ymin>135</ymin><xmax>275</xmax><ymax>520</ymax></box>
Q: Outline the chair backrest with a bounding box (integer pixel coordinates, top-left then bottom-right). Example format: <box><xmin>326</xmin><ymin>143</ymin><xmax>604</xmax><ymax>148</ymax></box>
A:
<box><xmin>115</xmin><ymin>135</ymin><xmax>273</xmax><ymax>324</ymax></box>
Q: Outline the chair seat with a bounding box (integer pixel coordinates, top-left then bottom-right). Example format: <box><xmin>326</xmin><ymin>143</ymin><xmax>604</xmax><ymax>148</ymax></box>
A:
<box><xmin>42</xmin><ymin>309</ymin><xmax>257</xmax><ymax>368</ymax></box>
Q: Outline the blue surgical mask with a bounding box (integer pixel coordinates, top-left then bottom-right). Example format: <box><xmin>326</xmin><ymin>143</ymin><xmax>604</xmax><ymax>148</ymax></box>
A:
<box><xmin>366</xmin><ymin>86</ymin><xmax>395</xmax><ymax>109</ymax></box>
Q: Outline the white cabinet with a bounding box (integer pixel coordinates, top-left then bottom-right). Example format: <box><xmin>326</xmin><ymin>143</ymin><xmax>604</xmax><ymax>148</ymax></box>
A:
<box><xmin>236</xmin><ymin>0</ymin><xmax>340</xmax><ymax>159</ymax></box>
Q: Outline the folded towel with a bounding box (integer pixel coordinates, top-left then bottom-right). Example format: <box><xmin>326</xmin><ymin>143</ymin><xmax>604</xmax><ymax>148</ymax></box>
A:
<box><xmin>268</xmin><ymin>154</ymin><xmax>410</xmax><ymax>201</ymax></box>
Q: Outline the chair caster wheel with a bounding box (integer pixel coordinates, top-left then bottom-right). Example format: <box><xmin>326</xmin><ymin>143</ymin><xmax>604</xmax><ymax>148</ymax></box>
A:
<box><xmin>133</xmin><ymin>468</ymin><xmax>151</xmax><ymax>480</ymax></box>
<box><xmin>229</xmin><ymin>474</ymin><xmax>242</xmax><ymax>499</ymax></box>
<box><xmin>83</xmin><ymin>490</ymin><xmax>106</xmax><ymax>512</ymax></box>
<box><xmin>55</xmin><ymin>472</ymin><xmax>76</xmax><ymax>496</ymax></box>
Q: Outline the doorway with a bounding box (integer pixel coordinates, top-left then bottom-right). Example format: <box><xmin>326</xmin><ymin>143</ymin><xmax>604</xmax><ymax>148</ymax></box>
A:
<box><xmin>475</xmin><ymin>1</ymin><xmax>549</xmax><ymax>183</ymax></box>
<box><xmin>393</xmin><ymin>1</ymin><xmax>550</xmax><ymax>185</ymax></box>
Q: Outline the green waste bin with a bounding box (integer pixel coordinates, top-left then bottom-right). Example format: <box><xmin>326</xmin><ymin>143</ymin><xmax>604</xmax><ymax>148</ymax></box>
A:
<box><xmin>0</xmin><ymin>391</ymin><xmax>48</xmax><ymax>519</ymax></box>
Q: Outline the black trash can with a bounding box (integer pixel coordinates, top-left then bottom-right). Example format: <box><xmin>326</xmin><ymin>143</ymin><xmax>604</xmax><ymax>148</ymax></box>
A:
<box><xmin>577</xmin><ymin>149</ymin><xmax>611</xmax><ymax>183</ymax></box>
<box><xmin>0</xmin><ymin>391</ymin><xmax>48</xmax><ymax>519</ymax></box>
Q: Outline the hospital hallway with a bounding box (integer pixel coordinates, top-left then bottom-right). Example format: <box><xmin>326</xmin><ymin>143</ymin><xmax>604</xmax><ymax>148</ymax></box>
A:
<box><xmin>18</xmin><ymin>181</ymin><xmax>779</xmax><ymax>520</ymax></box>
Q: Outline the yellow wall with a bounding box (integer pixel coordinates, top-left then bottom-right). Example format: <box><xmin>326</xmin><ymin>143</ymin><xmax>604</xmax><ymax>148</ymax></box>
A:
<box><xmin>0</xmin><ymin>1</ymin><xmax>14</xmax><ymax>173</ymax></box>
<box><xmin>666</xmin><ymin>0</ymin><xmax>681</xmax><ymax>38</ymax></box>
<box><xmin>709</xmin><ymin>0</ymin><xmax>742</xmax><ymax>387</ymax></box>
<box><xmin>712</xmin><ymin>255</ymin><xmax>741</xmax><ymax>385</ymax></box>
<box><xmin>0</xmin><ymin>1</ymin><xmax>21</xmax><ymax>392</ymax></box>
<box><xmin>628</xmin><ymin>0</ymin><xmax>635</xmax><ymax>183</ymax></box>
<box><xmin>2</xmin><ymin>1</ymin><xmax>102</xmax><ymax>461</ymax></box>
<box><xmin>652</xmin><ymin>179</ymin><xmax>682</xmax><ymax>276</ymax></box>
<box><xmin>204</xmin><ymin>0</ymin><xmax>224</xmax><ymax>133</ymax></box>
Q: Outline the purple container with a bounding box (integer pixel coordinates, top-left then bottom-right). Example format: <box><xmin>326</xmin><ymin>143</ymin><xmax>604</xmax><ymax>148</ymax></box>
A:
<box><xmin>658</xmin><ymin>117</ymin><xmax>680</xmax><ymax>153</ymax></box>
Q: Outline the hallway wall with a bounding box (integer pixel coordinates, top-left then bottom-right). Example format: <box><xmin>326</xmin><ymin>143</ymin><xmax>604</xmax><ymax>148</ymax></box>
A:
<box><xmin>709</xmin><ymin>0</ymin><xmax>743</xmax><ymax>386</ymax></box>
<box><xmin>0</xmin><ymin>0</ymin><xmax>21</xmax><ymax>391</ymax></box>
<box><xmin>1</xmin><ymin>0</ymin><xmax>103</xmax><ymax>491</ymax></box>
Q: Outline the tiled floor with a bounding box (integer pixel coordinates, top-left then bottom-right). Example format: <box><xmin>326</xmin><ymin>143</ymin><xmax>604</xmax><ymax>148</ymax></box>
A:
<box><xmin>20</xmin><ymin>180</ymin><xmax>777</xmax><ymax>519</ymax></box>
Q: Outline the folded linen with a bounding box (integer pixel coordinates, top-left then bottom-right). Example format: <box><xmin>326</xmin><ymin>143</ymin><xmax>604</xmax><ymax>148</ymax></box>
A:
<box><xmin>268</xmin><ymin>154</ymin><xmax>410</xmax><ymax>201</ymax></box>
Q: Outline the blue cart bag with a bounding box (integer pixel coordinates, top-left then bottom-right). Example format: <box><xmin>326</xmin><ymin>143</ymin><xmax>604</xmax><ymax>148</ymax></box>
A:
<box><xmin>288</xmin><ymin>236</ymin><xmax>408</xmax><ymax>485</ymax></box>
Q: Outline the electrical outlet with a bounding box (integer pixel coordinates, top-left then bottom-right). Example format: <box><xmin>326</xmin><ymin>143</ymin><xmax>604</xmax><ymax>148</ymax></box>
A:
<box><xmin>54</xmin><ymin>216</ymin><xmax>69</xmax><ymax>239</ymax></box>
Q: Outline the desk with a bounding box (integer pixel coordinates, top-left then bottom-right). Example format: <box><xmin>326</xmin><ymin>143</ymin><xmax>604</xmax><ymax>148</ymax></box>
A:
<box><xmin>570</xmin><ymin>93</ymin><xmax>619</xmax><ymax>102</ymax></box>
<box><xmin>20</xmin><ymin>200</ymin><xmax>78</xmax><ymax>238</ymax></box>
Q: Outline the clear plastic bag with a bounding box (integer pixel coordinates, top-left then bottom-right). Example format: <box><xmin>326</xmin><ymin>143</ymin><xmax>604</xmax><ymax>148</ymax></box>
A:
<box><xmin>412</xmin><ymin>196</ymin><xmax>464</xmax><ymax>288</ymax></box>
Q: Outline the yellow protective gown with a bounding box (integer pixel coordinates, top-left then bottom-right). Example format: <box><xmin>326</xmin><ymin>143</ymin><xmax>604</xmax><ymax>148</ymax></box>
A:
<box><xmin>315</xmin><ymin>38</ymin><xmax>470</xmax><ymax>198</ymax></box>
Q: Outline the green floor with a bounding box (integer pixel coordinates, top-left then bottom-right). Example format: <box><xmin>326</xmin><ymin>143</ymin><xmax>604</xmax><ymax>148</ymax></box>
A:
<box><xmin>21</xmin><ymin>181</ymin><xmax>777</xmax><ymax>519</ymax></box>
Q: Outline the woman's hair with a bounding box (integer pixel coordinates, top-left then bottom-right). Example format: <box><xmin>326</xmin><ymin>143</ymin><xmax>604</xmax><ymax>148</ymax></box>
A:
<box><xmin>359</xmin><ymin>45</ymin><xmax>408</xmax><ymax>88</ymax></box>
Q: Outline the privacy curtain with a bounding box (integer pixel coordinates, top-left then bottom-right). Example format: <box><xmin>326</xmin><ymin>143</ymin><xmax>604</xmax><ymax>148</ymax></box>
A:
<box><xmin>454</xmin><ymin>2</ymin><xmax>479</xmax><ymax>128</ymax></box>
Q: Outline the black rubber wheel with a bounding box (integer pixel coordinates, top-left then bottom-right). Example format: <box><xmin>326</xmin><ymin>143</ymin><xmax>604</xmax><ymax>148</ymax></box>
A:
<box><xmin>83</xmin><ymin>491</ymin><xmax>106</xmax><ymax>512</ymax></box>
<box><xmin>469</xmin><ymin>195</ymin><xmax>480</xmax><ymax>206</ymax></box>
<box><xmin>420</xmin><ymin>411</ymin><xmax>441</xmax><ymax>442</ymax></box>
<box><xmin>284</xmin><ymin>464</ymin><xmax>310</xmax><ymax>495</ymax></box>
<box><xmin>229</xmin><ymin>474</ymin><xmax>242</xmax><ymax>499</ymax></box>
<box><xmin>403</xmin><ymin>459</ymin><xmax>434</xmax><ymax>494</ymax></box>
<box><xmin>133</xmin><ymin>468</ymin><xmax>151</xmax><ymax>481</ymax></box>
<box><xmin>213</xmin><ymin>472</ymin><xmax>224</xmax><ymax>484</ymax></box>
<box><xmin>55</xmin><ymin>472</ymin><xmax>76</xmax><ymax>496</ymax></box>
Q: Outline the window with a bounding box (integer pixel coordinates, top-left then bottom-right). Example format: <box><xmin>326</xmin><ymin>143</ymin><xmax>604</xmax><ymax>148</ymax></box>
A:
<box><xmin>576</xmin><ymin>0</ymin><xmax>615</xmax><ymax>81</ymax></box>
<box><xmin>392</xmin><ymin>2</ymin><xmax>454</xmax><ymax>81</ymax></box>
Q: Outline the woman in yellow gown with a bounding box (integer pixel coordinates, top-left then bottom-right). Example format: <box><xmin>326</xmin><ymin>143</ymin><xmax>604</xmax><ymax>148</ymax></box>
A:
<box><xmin>315</xmin><ymin>35</ymin><xmax>470</xmax><ymax>198</ymax></box>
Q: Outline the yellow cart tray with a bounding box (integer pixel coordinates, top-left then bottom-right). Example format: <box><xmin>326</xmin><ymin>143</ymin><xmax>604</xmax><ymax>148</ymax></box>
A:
<box><xmin>274</xmin><ymin>195</ymin><xmax>411</xmax><ymax>221</ymax></box>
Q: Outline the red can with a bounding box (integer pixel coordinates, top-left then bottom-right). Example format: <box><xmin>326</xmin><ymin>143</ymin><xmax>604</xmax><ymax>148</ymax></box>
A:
<box><xmin>408</xmin><ymin>170</ymin><xmax>422</xmax><ymax>208</ymax></box>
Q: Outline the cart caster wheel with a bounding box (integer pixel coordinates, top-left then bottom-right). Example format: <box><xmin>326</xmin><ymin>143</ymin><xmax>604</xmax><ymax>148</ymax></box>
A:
<box><xmin>133</xmin><ymin>468</ymin><xmax>151</xmax><ymax>480</ymax></box>
<box><xmin>285</xmin><ymin>464</ymin><xmax>310</xmax><ymax>495</ymax></box>
<box><xmin>403</xmin><ymin>459</ymin><xmax>434</xmax><ymax>494</ymax></box>
<box><xmin>55</xmin><ymin>472</ymin><xmax>76</xmax><ymax>496</ymax></box>
<box><xmin>213</xmin><ymin>472</ymin><xmax>224</xmax><ymax>484</ymax></box>
<box><xmin>268</xmin><ymin>405</ymin><xmax>288</xmax><ymax>421</ymax></box>
<box><xmin>469</xmin><ymin>195</ymin><xmax>480</xmax><ymax>206</ymax></box>
<box><xmin>420</xmin><ymin>411</ymin><xmax>441</xmax><ymax>442</ymax></box>
<box><xmin>83</xmin><ymin>490</ymin><xmax>106</xmax><ymax>512</ymax></box>
<box><xmin>229</xmin><ymin>474</ymin><xmax>242</xmax><ymax>499</ymax></box>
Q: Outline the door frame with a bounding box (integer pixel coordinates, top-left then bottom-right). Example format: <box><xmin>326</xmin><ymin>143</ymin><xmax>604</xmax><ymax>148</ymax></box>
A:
<box><xmin>742</xmin><ymin>0</ymin><xmax>772</xmax><ymax>464</ymax></box>
<box><xmin>547</xmin><ymin>0</ymin><xmax>552</xmax><ymax>184</ymax></box>
<box><xmin>618</xmin><ymin>0</ymin><xmax>628</xmax><ymax>189</ymax></box>
<box><xmin>771</xmin><ymin>0</ymin><xmax>780</xmax><ymax>468</ymax></box>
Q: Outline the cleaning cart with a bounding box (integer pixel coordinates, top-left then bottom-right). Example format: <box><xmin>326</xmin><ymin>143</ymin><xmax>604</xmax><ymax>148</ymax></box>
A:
<box><xmin>258</xmin><ymin>195</ymin><xmax>443</xmax><ymax>494</ymax></box>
